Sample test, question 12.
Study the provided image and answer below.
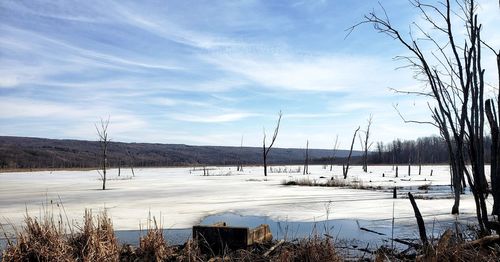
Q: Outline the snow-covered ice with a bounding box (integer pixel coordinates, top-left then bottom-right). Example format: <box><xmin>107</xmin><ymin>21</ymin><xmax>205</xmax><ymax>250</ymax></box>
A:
<box><xmin>0</xmin><ymin>165</ymin><xmax>490</xmax><ymax>242</ymax></box>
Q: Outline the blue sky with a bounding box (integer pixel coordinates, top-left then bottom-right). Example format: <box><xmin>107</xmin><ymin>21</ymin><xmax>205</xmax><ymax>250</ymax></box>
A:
<box><xmin>1</xmin><ymin>0</ymin><xmax>499</xmax><ymax>149</ymax></box>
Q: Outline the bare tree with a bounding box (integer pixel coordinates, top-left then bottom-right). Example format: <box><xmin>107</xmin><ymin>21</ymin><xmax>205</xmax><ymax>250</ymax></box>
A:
<box><xmin>303</xmin><ymin>140</ymin><xmax>309</xmax><ymax>175</ymax></box>
<box><xmin>359</xmin><ymin>115</ymin><xmax>373</xmax><ymax>172</ymax></box>
<box><xmin>237</xmin><ymin>135</ymin><xmax>244</xmax><ymax>172</ymax></box>
<box><xmin>407</xmin><ymin>150</ymin><xmax>412</xmax><ymax>176</ymax></box>
<box><xmin>330</xmin><ymin>135</ymin><xmax>339</xmax><ymax>171</ymax></box>
<box><xmin>417</xmin><ymin>141</ymin><xmax>422</xmax><ymax>175</ymax></box>
<box><xmin>96</xmin><ymin>117</ymin><xmax>110</xmax><ymax>190</ymax></box>
<box><xmin>355</xmin><ymin>0</ymin><xmax>498</xmax><ymax>233</ymax></box>
<box><xmin>485</xmin><ymin>49</ymin><xmax>500</xmax><ymax>217</ymax></box>
<box><xmin>343</xmin><ymin>126</ymin><xmax>360</xmax><ymax>179</ymax></box>
<box><xmin>263</xmin><ymin>111</ymin><xmax>282</xmax><ymax>177</ymax></box>
<box><xmin>126</xmin><ymin>149</ymin><xmax>135</xmax><ymax>177</ymax></box>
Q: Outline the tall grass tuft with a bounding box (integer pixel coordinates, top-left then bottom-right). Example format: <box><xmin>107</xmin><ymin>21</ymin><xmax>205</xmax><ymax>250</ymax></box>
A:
<box><xmin>135</xmin><ymin>217</ymin><xmax>172</xmax><ymax>261</ymax></box>
<box><xmin>277</xmin><ymin>236</ymin><xmax>340</xmax><ymax>262</ymax></box>
<box><xmin>2</xmin><ymin>213</ymin><xmax>73</xmax><ymax>261</ymax></box>
<box><xmin>69</xmin><ymin>209</ymin><xmax>119</xmax><ymax>261</ymax></box>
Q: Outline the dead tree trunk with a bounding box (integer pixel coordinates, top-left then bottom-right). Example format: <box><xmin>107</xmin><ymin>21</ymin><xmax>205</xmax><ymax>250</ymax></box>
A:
<box><xmin>330</xmin><ymin>135</ymin><xmax>339</xmax><ymax>172</ymax></box>
<box><xmin>485</xmin><ymin>50</ymin><xmax>500</xmax><ymax>218</ymax></box>
<box><xmin>95</xmin><ymin>117</ymin><xmax>110</xmax><ymax>190</ymax></box>
<box><xmin>417</xmin><ymin>148</ymin><xmax>421</xmax><ymax>175</ymax></box>
<box><xmin>486</xmin><ymin>99</ymin><xmax>500</xmax><ymax>216</ymax></box>
<box><xmin>392</xmin><ymin>152</ymin><xmax>395</xmax><ymax>171</ymax></box>
<box><xmin>263</xmin><ymin>111</ymin><xmax>282</xmax><ymax>177</ymax></box>
<box><xmin>237</xmin><ymin>135</ymin><xmax>244</xmax><ymax>172</ymax></box>
<box><xmin>126</xmin><ymin>150</ymin><xmax>135</xmax><ymax>177</ymax></box>
<box><xmin>303</xmin><ymin>140</ymin><xmax>309</xmax><ymax>175</ymax></box>
<box><xmin>361</xmin><ymin>115</ymin><xmax>373</xmax><ymax>173</ymax></box>
<box><xmin>343</xmin><ymin>126</ymin><xmax>360</xmax><ymax>179</ymax></box>
<box><xmin>358</xmin><ymin>0</ymin><xmax>494</xmax><ymax>230</ymax></box>
<box><xmin>408</xmin><ymin>192</ymin><xmax>428</xmax><ymax>246</ymax></box>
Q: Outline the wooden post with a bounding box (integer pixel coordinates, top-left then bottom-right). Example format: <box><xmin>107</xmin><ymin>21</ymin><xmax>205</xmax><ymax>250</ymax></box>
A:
<box><xmin>393</xmin><ymin>187</ymin><xmax>397</xmax><ymax>199</ymax></box>
<box><xmin>396</xmin><ymin>166</ymin><xmax>398</xmax><ymax>178</ymax></box>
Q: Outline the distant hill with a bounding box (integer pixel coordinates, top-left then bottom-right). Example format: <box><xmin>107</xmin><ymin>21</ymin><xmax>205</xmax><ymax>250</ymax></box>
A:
<box><xmin>0</xmin><ymin>136</ymin><xmax>362</xmax><ymax>169</ymax></box>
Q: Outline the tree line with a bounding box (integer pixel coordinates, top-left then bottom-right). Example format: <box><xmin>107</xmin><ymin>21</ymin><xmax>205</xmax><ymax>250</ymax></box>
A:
<box><xmin>369</xmin><ymin>136</ymin><xmax>492</xmax><ymax>165</ymax></box>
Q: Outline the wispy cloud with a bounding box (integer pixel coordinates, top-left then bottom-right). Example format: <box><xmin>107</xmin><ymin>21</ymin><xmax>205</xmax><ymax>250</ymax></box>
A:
<box><xmin>0</xmin><ymin>0</ymin><xmax>496</xmax><ymax>148</ymax></box>
<box><xmin>285</xmin><ymin>113</ymin><xmax>346</xmax><ymax>119</ymax></box>
<box><xmin>0</xmin><ymin>98</ymin><xmax>88</xmax><ymax>119</ymax></box>
<box><xmin>201</xmin><ymin>50</ymin><xmax>413</xmax><ymax>93</ymax></box>
<box><xmin>113</xmin><ymin>4</ymin><xmax>241</xmax><ymax>49</ymax></box>
<box><xmin>170</xmin><ymin>112</ymin><xmax>258</xmax><ymax>123</ymax></box>
<box><xmin>0</xmin><ymin>26</ymin><xmax>182</xmax><ymax>75</ymax></box>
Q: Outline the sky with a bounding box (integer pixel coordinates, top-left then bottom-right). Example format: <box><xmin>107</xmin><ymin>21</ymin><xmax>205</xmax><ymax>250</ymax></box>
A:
<box><xmin>0</xmin><ymin>0</ymin><xmax>499</xmax><ymax>150</ymax></box>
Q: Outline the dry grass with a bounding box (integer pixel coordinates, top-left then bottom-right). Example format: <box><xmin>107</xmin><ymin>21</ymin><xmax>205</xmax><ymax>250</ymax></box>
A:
<box><xmin>2</xmin><ymin>208</ymin><xmax>500</xmax><ymax>261</ymax></box>
<box><xmin>275</xmin><ymin>236</ymin><xmax>341</xmax><ymax>262</ymax></box>
<box><xmin>135</xmin><ymin>217</ymin><xmax>173</xmax><ymax>261</ymax></box>
<box><xmin>174</xmin><ymin>239</ymin><xmax>204</xmax><ymax>261</ymax></box>
<box><xmin>173</xmin><ymin>235</ymin><xmax>340</xmax><ymax>262</ymax></box>
<box><xmin>1</xmin><ymin>208</ymin><xmax>179</xmax><ymax>262</ymax></box>
<box><xmin>2</xmin><ymin>213</ymin><xmax>73</xmax><ymax>261</ymax></box>
<box><xmin>69</xmin><ymin>210</ymin><xmax>119</xmax><ymax>261</ymax></box>
<box><xmin>269</xmin><ymin>166</ymin><xmax>302</xmax><ymax>174</ymax></box>
<box><xmin>282</xmin><ymin>176</ymin><xmax>381</xmax><ymax>190</ymax></box>
<box><xmin>2</xmin><ymin>209</ymin><xmax>119</xmax><ymax>262</ymax></box>
<box><xmin>417</xmin><ymin>229</ymin><xmax>500</xmax><ymax>262</ymax></box>
<box><xmin>375</xmin><ymin>228</ymin><xmax>500</xmax><ymax>262</ymax></box>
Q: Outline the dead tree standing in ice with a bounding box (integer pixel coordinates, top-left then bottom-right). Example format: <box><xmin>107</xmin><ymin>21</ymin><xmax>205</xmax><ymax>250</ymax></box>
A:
<box><xmin>263</xmin><ymin>111</ymin><xmax>282</xmax><ymax>177</ymax></box>
<box><xmin>486</xmin><ymin>76</ymin><xmax>500</xmax><ymax>219</ymax></box>
<box><xmin>330</xmin><ymin>135</ymin><xmax>339</xmax><ymax>171</ymax></box>
<box><xmin>343</xmin><ymin>126</ymin><xmax>360</xmax><ymax>179</ymax></box>
<box><xmin>96</xmin><ymin>117</ymin><xmax>110</xmax><ymax>190</ymax></box>
<box><xmin>407</xmin><ymin>150</ymin><xmax>411</xmax><ymax>176</ymax></box>
<box><xmin>126</xmin><ymin>149</ymin><xmax>135</xmax><ymax>177</ymax></box>
<box><xmin>237</xmin><ymin>135</ymin><xmax>244</xmax><ymax>172</ymax></box>
<box><xmin>303</xmin><ymin>140</ymin><xmax>309</xmax><ymax>175</ymax></box>
<box><xmin>359</xmin><ymin>115</ymin><xmax>373</xmax><ymax>173</ymax></box>
<box><xmin>356</xmin><ymin>0</ymin><xmax>498</xmax><ymax>233</ymax></box>
<box><xmin>417</xmin><ymin>140</ymin><xmax>422</xmax><ymax>175</ymax></box>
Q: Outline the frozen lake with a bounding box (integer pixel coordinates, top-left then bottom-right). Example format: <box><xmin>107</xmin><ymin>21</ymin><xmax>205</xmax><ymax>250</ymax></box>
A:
<box><xmin>0</xmin><ymin>165</ymin><xmax>488</xmax><ymax>247</ymax></box>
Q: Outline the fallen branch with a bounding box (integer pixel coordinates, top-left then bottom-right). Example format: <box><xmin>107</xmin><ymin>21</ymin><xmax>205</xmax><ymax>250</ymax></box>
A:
<box><xmin>462</xmin><ymin>235</ymin><xmax>500</xmax><ymax>248</ymax></box>
<box><xmin>408</xmin><ymin>192</ymin><xmax>428</xmax><ymax>246</ymax></box>
<box><xmin>359</xmin><ymin>227</ymin><xmax>386</xmax><ymax>236</ymax></box>
<box><xmin>392</xmin><ymin>238</ymin><xmax>421</xmax><ymax>249</ymax></box>
<box><xmin>263</xmin><ymin>239</ymin><xmax>285</xmax><ymax>257</ymax></box>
